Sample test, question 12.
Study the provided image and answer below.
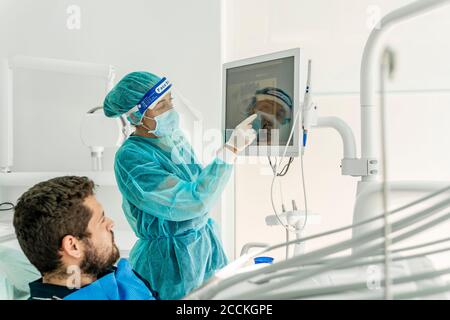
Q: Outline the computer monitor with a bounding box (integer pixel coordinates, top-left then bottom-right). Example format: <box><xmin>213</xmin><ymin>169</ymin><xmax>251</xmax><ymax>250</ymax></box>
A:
<box><xmin>222</xmin><ymin>48</ymin><xmax>302</xmax><ymax>157</ymax></box>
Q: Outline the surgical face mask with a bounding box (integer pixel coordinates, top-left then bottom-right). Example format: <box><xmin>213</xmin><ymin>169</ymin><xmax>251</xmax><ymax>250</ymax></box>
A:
<box><xmin>142</xmin><ymin>109</ymin><xmax>180</xmax><ymax>137</ymax></box>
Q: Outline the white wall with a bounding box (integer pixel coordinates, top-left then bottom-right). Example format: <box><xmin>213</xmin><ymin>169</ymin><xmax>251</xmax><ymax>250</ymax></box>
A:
<box><xmin>1</xmin><ymin>0</ymin><xmax>222</xmax><ymax>171</ymax></box>
<box><xmin>0</xmin><ymin>0</ymin><xmax>223</xmax><ymax>252</ymax></box>
<box><xmin>224</xmin><ymin>0</ymin><xmax>450</xmax><ymax>260</ymax></box>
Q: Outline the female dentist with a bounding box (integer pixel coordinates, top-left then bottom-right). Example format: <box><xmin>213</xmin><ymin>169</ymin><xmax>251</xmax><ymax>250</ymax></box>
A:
<box><xmin>103</xmin><ymin>72</ymin><xmax>256</xmax><ymax>299</ymax></box>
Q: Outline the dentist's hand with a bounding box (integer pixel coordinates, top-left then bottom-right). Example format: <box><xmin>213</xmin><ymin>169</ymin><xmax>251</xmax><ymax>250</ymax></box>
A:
<box><xmin>216</xmin><ymin>114</ymin><xmax>257</xmax><ymax>164</ymax></box>
<box><xmin>225</xmin><ymin>114</ymin><xmax>257</xmax><ymax>153</ymax></box>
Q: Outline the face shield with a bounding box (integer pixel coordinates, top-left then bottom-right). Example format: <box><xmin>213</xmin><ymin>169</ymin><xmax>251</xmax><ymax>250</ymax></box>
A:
<box><xmin>123</xmin><ymin>78</ymin><xmax>205</xmax><ymax>156</ymax></box>
<box><xmin>126</xmin><ymin>77</ymin><xmax>173</xmax><ymax>125</ymax></box>
<box><xmin>250</xmin><ymin>91</ymin><xmax>292</xmax><ymax>145</ymax></box>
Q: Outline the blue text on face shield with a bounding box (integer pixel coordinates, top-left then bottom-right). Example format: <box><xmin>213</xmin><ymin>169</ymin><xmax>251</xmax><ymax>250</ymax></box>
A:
<box><xmin>137</xmin><ymin>77</ymin><xmax>172</xmax><ymax>114</ymax></box>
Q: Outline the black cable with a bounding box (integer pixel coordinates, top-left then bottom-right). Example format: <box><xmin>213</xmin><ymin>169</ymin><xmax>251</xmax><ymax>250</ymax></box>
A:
<box><xmin>269</xmin><ymin>156</ymin><xmax>294</xmax><ymax>177</ymax></box>
<box><xmin>277</xmin><ymin>157</ymin><xmax>294</xmax><ymax>176</ymax></box>
<box><xmin>268</xmin><ymin>156</ymin><xmax>275</xmax><ymax>173</ymax></box>
<box><xmin>0</xmin><ymin>202</ymin><xmax>14</xmax><ymax>211</ymax></box>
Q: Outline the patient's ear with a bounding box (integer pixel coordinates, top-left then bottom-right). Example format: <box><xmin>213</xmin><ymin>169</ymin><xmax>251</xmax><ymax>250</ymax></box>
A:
<box><xmin>61</xmin><ymin>235</ymin><xmax>83</xmax><ymax>259</ymax></box>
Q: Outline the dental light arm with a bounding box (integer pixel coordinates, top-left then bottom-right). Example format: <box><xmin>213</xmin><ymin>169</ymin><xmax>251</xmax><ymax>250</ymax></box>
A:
<box><xmin>301</xmin><ymin>0</ymin><xmax>450</xmax><ymax>181</ymax></box>
<box><xmin>314</xmin><ymin>117</ymin><xmax>360</xmax><ymax>176</ymax></box>
<box><xmin>313</xmin><ymin>117</ymin><xmax>356</xmax><ymax>159</ymax></box>
<box><xmin>360</xmin><ymin>0</ymin><xmax>450</xmax><ymax>182</ymax></box>
<box><xmin>299</xmin><ymin>60</ymin><xmax>359</xmax><ymax>175</ymax></box>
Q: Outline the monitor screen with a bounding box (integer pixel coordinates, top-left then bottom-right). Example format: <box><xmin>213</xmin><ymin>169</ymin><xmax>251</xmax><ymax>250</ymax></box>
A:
<box><xmin>224</xmin><ymin>55</ymin><xmax>296</xmax><ymax>155</ymax></box>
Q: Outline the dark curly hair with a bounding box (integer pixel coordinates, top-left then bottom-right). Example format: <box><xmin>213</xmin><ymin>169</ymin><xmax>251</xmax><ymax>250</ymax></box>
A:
<box><xmin>13</xmin><ymin>176</ymin><xmax>95</xmax><ymax>275</ymax></box>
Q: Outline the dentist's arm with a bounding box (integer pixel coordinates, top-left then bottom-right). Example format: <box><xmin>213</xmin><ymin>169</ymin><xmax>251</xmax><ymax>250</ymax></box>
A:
<box><xmin>115</xmin><ymin>115</ymin><xmax>257</xmax><ymax>221</ymax></box>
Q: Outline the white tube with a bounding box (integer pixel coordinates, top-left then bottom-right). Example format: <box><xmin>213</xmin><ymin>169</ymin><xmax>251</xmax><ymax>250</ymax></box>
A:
<box><xmin>184</xmin><ymin>185</ymin><xmax>450</xmax><ymax>299</ymax></box>
<box><xmin>360</xmin><ymin>0</ymin><xmax>450</xmax><ymax>177</ymax></box>
<box><xmin>255</xmin><ymin>266</ymin><xmax>450</xmax><ymax>300</ymax></box>
<box><xmin>315</xmin><ymin>116</ymin><xmax>357</xmax><ymax>159</ymax></box>
<box><xmin>233</xmin><ymin>210</ymin><xmax>450</xmax><ymax>300</ymax></box>
<box><xmin>353</xmin><ymin>180</ymin><xmax>450</xmax><ymax>241</ymax></box>
<box><xmin>0</xmin><ymin>59</ymin><xmax>13</xmax><ymax>172</ymax></box>
<box><xmin>239</xmin><ymin>242</ymin><xmax>269</xmax><ymax>256</ymax></box>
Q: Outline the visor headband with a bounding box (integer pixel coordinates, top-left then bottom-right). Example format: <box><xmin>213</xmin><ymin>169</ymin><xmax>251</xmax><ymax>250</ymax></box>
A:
<box><xmin>255</xmin><ymin>93</ymin><xmax>292</xmax><ymax>117</ymax></box>
<box><xmin>126</xmin><ymin>77</ymin><xmax>172</xmax><ymax>116</ymax></box>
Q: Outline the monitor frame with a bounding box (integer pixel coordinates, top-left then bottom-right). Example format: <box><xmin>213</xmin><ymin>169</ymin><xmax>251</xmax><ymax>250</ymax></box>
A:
<box><xmin>222</xmin><ymin>48</ymin><xmax>302</xmax><ymax>158</ymax></box>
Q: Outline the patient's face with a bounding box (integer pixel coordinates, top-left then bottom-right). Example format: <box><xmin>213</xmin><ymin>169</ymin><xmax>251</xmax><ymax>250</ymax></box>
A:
<box><xmin>252</xmin><ymin>99</ymin><xmax>287</xmax><ymax>127</ymax></box>
<box><xmin>80</xmin><ymin>195</ymin><xmax>120</xmax><ymax>276</ymax></box>
<box><xmin>250</xmin><ymin>99</ymin><xmax>289</xmax><ymax>144</ymax></box>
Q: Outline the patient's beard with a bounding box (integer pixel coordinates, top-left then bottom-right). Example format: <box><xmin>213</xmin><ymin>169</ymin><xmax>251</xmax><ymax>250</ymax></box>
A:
<box><xmin>80</xmin><ymin>236</ymin><xmax>120</xmax><ymax>278</ymax></box>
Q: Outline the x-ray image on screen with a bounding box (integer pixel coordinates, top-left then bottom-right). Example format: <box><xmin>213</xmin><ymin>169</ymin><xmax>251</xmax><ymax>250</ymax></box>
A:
<box><xmin>225</xmin><ymin>56</ymin><xmax>295</xmax><ymax>149</ymax></box>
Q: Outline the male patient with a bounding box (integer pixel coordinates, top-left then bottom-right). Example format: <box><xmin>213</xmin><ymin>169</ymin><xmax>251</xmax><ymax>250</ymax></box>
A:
<box><xmin>13</xmin><ymin>176</ymin><xmax>158</xmax><ymax>300</ymax></box>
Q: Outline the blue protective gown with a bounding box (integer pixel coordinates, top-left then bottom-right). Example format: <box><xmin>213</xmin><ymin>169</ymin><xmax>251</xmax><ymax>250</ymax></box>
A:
<box><xmin>114</xmin><ymin>133</ymin><xmax>232</xmax><ymax>300</ymax></box>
